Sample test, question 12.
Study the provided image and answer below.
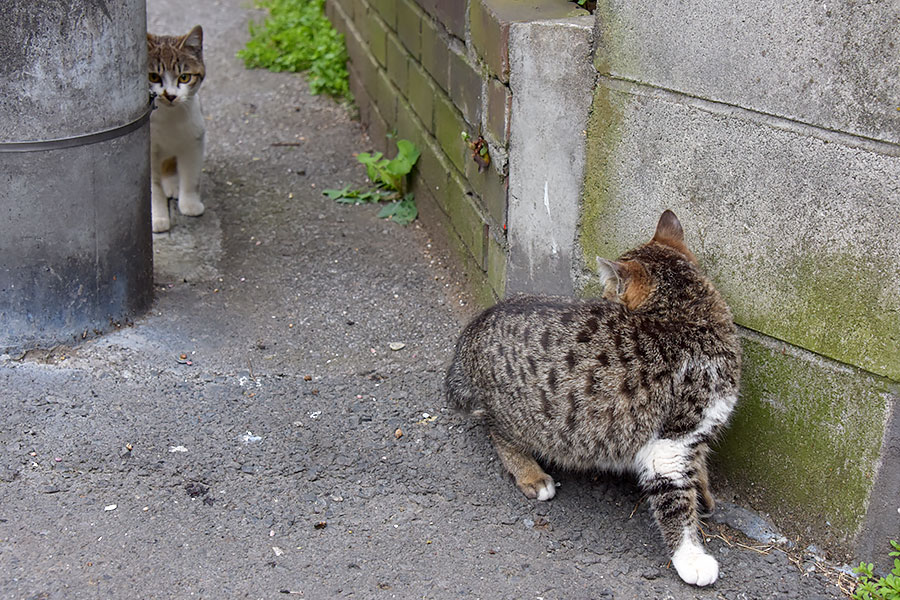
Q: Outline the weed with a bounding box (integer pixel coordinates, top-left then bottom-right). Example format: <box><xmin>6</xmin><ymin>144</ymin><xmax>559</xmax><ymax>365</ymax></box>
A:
<box><xmin>573</xmin><ymin>0</ymin><xmax>597</xmax><ymax>12</ymax></box>
<box><xmin>461</xmin><ymin>131</ymin><xmax>491</xmax><ymax>172</ymax></box>
<box><xmin>237</xmin><ymin>0</ymin><xmax>350</xmax><ymax>99</ymax></box>
<box><xmin>323</xmin><ymin>139</ymin><xmax>421</xmax><ymax>225</ymax></box>
<box><xmin>853</xmin><ymin>540</ymin><xmax>900</xmax><ymax>600</ymax></box>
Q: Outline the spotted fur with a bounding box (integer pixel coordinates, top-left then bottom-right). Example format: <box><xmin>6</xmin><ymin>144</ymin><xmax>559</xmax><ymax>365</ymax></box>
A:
<box><xmin>445</xmin><ymin>210</ymin><xmax>741</xmax><ymax>587</ymax></box>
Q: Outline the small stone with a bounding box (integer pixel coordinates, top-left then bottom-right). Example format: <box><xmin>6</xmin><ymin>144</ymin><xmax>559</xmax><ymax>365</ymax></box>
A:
<box><xmin>389</xmin><ymin>342</ymin><xmax>405</xmax><ymax>351</ymax></box>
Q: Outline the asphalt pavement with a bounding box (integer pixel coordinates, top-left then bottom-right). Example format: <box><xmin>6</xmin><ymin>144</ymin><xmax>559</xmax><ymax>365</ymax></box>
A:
<box><xmin>0</xmin><ymin>1</ymin><xmax>855</xmax><ymax>598</ymax></box>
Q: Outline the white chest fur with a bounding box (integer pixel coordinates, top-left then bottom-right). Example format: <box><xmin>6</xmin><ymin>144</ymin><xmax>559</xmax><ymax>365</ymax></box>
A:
<box><xmin>149</xmin><ymin>96</ymin><xmax>206</xmax><ymax>233</ymax></box>
<box><xmin>150</xmin><ymin>96</ymin><xmax>205</xmax><ymax>154</ymax></box>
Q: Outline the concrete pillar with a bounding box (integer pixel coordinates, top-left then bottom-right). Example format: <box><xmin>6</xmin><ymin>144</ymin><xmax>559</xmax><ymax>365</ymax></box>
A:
<box><xmin>0</xmin><ymin>0</ymin><xmax>153</xmax><ymax>352</ymax></box>
<box><xmin>506</xmin><ymin>16</ymin><xmax>596</xmax><ymax>297</ymax></box>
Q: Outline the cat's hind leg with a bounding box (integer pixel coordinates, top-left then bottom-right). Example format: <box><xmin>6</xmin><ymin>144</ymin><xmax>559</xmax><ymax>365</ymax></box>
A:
<box><xmin>160</xmin><ymin>157</ymin><xmax>178</xmax><ymax>199</ymax></box>
<box><xmin>490</xmin><ymin>431</ymin><xmax>556</xmax><ymax>501</ymax></box>
<box><xmin>635</xmin><ymin>439</ymin><xmax>718</xmax><ymax>586</ymax></box>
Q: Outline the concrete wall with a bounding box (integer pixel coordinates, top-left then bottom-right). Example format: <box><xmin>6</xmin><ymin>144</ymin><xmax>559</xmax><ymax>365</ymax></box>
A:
<box><xmin>325</xmin><ymin>0</ymin><xmax>591</xmax><ymax>304</ymax></box>
<box><xmin>579</xmin><ymin>1</ymin><xmax>900</xmax><ymax>564</ymax></box>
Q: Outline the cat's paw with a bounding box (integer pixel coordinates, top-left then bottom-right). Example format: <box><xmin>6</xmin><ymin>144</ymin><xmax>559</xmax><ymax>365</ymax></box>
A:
<box><xmin>516</xmin><ymin>473</ymin><xmax>556</xmax><ymax>501</ymax></box>
<box><xmin>671</xmin><ymin>543</ymin><xmax>718</xmax><ymax>586</ymax></box>
<box><xmin>152</xmin><ymin>215</ymin><xmax>171</xmax><ymax>233</ymax></box>
<box><xmin>178</xmin><ymin>195</ymin><xmax>205</xmax><ymax>217</ymax></box>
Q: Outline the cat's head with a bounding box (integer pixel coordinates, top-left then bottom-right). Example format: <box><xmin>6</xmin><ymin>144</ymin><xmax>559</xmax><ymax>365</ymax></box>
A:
<box><xmin>147</xmin><ymin>25</ymin><xmax>205</xmax><ymax>106</ymax></box>
<box><xmin>596</xmin><ymin>210</ymin><xmax>700</xmax><ymax>311</ymax></box>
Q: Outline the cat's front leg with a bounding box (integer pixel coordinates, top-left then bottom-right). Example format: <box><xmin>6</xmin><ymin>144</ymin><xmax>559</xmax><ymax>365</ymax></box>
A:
<box><xmin>490</xmin><ymin>431</ymin><xmax>556</xmax><ymax>501</ymax></box>
<box><xmin>175</xmin><ymin>134</ymin><xmax>205</xmax><ymax>217</ymax></box>
<box><xmin>635</xmin><ymin>439</ymin><xmax>718</xmax><ymax>586</ymax></box>
<box><xmin>150</xmin><ymin>150</ymin><xmax>171</xmax><ymax>233</ymax></box>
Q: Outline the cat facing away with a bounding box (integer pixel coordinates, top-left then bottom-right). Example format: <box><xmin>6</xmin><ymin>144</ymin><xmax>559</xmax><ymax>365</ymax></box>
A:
<box><xmin>446</xmin><ymin>210</ymin><xmax>741</xmax><ymax>587</ymax></box>
<box><xmin>147</xmin><ymin>25</ymin><xmax>206</xmax><ymax>233</ymax></box>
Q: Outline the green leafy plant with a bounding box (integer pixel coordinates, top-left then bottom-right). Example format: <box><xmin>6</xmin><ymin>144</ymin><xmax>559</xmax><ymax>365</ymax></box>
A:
<box><xmin>356</xmin><ymin>139</ymin><xmax>421</xmax><ymax>194</ymax></box>
<box><xmin>572</xmin><ymin>0</ymin><xmax>597</xmax><ymax>12</ymax></box>
<box><xmin>853</xmin><ymin>540</ymin><xmax>900</xmax><ymax>600</ymax></box>
<box><xmin>237</xmin><ymin>0</ymin><xmax>350</xmax><ymax>99</ymax></box>
<box><xmin>323</xmin><ymin>139</ymin><xmax>421</xmax><ymax>225</ymax></box>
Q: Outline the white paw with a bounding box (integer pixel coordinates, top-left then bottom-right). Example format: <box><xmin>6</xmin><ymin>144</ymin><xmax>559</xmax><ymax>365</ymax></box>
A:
<box><xmin>152</xmin><ymin>216</ymin><xmax>171</xmax><ymax>233</ymax></box>
<box><xmin>536</xmin><ymin>480</ymin><xmax>556</xmax><ymax>501</ymax></box>
<box><xmin>672</xmin><ymin>543</ymin><xmax>718</xmax><ymax>586</ymax></box>
<box><xmin>517</xmin><ymin>474</ymin><xmax>556</xmax><ymax>501</ymax></box>
<box><xmin>178</xmin><ymin>196</ymin><xmax>205</xmax><ymax>217</ymax></box>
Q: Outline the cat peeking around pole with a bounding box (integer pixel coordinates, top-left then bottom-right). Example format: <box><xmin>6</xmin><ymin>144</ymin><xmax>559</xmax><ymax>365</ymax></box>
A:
<box><xmin>446</xmin><ymin>210</ymin><xmax>741</xmax><ymax>587</ymax></box>
<box><xmin>147</xmin><ymin>25</ymin><xmax>206</xmax><ymax>233</ymax></box>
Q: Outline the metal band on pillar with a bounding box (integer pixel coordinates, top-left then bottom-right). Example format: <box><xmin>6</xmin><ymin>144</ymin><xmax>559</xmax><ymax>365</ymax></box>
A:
<box><xmin>0</xmin><ymin>105</ymin><xmax>153</xmax><ymax>154</ymax></box>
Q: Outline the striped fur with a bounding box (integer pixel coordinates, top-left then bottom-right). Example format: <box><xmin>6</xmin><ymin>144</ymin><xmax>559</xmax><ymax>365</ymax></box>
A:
<box><xmin>445</xmin><ymin>211</ymin><xmax>741</xmax><ymax>586</ymax></box>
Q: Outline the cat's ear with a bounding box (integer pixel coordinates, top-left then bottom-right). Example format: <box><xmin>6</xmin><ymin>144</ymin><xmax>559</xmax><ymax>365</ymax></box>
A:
<box><xmin>652</xmin><ymin>209</ymin><xmax>697</xmax><ymax>263</ymax></box>
<box><xmin>596</xmin><ymin>258</ymin><xmax>626</xmax><ymax>297</ymax></box>
<box><xmin>597</xmin><ymin>257</ymin><xmax>653</xmax><ymax>310</ymax></box>
<box><xmin>180</xmin><ymin>25</ymin><xmax>203</xmax><ymax>54</ymax></box>
<box><xmin>653</xmin><ymin>209</ymin><xmax>683</xmax><ymax>243</ymax></box>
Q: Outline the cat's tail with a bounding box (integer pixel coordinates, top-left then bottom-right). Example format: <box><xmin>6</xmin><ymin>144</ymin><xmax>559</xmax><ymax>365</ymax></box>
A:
<box><xmin>444</xmin><ymin>350</ymin><xmax>485</xmax><ymax>417</ymax></box>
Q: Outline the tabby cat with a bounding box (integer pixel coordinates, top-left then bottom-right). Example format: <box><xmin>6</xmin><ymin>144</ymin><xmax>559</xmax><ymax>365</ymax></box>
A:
<box><xmin>445</xmin><ymin>210</ymin><xmax>741</xmax><ymax>586</ymax></box>
<box><xmin>147</xmin><ymin>25</ymin><xmax>206</xmax><ymax>233</ymax></box>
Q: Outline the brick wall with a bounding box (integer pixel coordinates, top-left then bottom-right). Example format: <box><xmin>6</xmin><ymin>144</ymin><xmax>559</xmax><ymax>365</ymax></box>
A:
<box><xmin>325</xmin><ymin>0</ymin><xmax>585</xmax><ymax>303</ymax></box>
<box><xmin>325</xmin><ymin>0</ymin><xmax>506</xmax><ymax>302</ymax></box>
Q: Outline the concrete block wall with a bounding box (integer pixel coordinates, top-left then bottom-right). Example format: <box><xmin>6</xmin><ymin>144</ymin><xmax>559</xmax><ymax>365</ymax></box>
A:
<box><xmin>579</xmin><ymin>1</ymin><xmax>900</xmax><ymax>563</ymax></box>
<box><xmin>325</xmin><ymin>0</ymin><xmax>589</xmax><ymax>303</ymax></box>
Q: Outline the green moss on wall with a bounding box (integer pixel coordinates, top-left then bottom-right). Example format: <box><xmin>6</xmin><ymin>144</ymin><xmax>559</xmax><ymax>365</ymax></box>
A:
<box><xmin>719</xmin><ymin>250</ymin><xmax>900</xmax><ymax>382</ymax></box>
<box><xmin>778</xmin><ymin>252</ymin><xmax>897</xmax><ymax>381</ymax></box>
<box><xmin>713</xmin><ymin>333</ymin><xmax>896</xmax><ymax>548</ymax></box>
<box><xmin>578</xmin><ymin>84</ymin><xmax>625</xmax><ymax>274</ymax></box>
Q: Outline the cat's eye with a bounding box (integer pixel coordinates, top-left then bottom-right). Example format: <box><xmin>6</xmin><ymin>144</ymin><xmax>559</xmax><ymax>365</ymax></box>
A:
<box><xmin>178</xmin><ymin>73</ymin><xmax>192</xmax><ymax>83</ymax></box>
<box><xmin>148</xmin><ymin>72</ymin><xmax>161</xmax><ymax>83</ymax></box>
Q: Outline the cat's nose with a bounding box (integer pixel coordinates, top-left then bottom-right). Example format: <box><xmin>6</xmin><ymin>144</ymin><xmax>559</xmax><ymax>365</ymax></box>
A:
<box><xmin>162</xmin><ymin>92</ymin><xmax>176</xmax><ymax>102</ymax></box>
